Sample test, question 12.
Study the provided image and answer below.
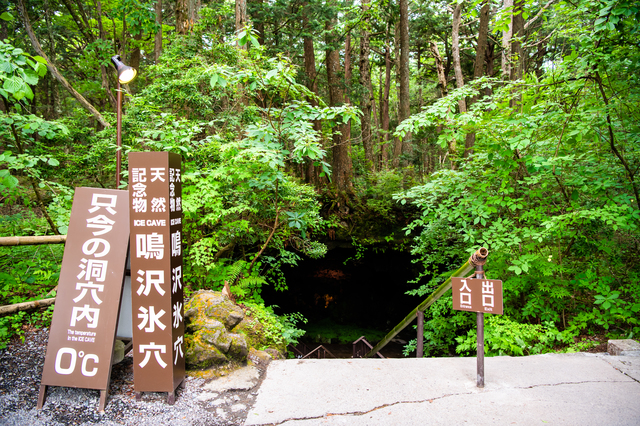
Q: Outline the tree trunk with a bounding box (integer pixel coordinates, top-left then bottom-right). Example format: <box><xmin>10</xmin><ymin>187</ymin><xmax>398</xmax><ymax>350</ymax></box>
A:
<box><xmin>464</xmin><ymin>0</ymin><xmax>490</xmax><ymax>158</ymax></box>
<box><xmin>249</xmin><ymin>0</ymin><xmax>265</xmax><ymax>45</ymax></box>
<box><xmin>392</xmin><ymin>21</ymin><xmax>402</xmax><ymax>168</ymax></box>
<box><xmin>501</xmin><ymin>0</ymin><xmax>514</xmax><ymax>79</ymax></box>
<box><xmin>452</xmin><ymin>3</ymin><xmax>467</xmax><ymax>165</ymax></box>
<box><xmin>417</xmin><ymin>42</ymin><xmax>423</xmax><ymax>110</ymax></box>
<box><xmin>325</xmin><ymin>15</ymin><xmax>352</xmax><ymax>191</ymax></box>
<box><xmin>176</xmin><ymin>0</ymin><xmax>189</xmax><ymax>34</ymax></box>
<box><xmin>380</xmin><ymin>43</ymin><xmax>392</xmax><ymax>169</ymax></box>
<box><xmin>43</xmin><ymin>0</ymin><xmax>57</xmax><ymax>119</ymax></box>
<box><xmin>509</xmin><ymin>0</ymin><xmax>525</xmax><ymax>107</ymax></box>
<box><xmin>452</xmin><ymin>4</ymin><xmax>466</xmax><ymax>114</ymax></box>
<box><xmin>430</xmin><ymin>41</ymin><xmax>455</xmax><ymax>162</ymax></box>
<box><xmin>473</xmin><ymin>1</ymin><xmax>490</xmax><ymax>81</ymax></box>
<box><xmin>430</xmin><ymin>42</ymin><xmax>448</xmax><ymax>98</ymax></box>
<box><xmin>344</xmin><ymin>30</ymin><xmax>352</xmax><ymax>159</ymax></box>
<box><xmin>155</xmin><ymin>0</ymin><xmax>163</xmax><ymax>61</ymax></box>
<box><xmin>17</xmin><ymin>0</ymin><xmax>110</xmax><ymax>128</ymax></box>
<box><xmin>236</xmin><ymin>0</ymin><xmax>247</xmax><ymax>49</ymax></box>
<box><xmin>510</xmin><ymin>0</ymin><xmax>525</xmax><ymax>81</ymax></box>
<box><xmin>486</xmin><ymin>38</ymin><xmax>495</xmax><ymax>96</ymax></box>
<box><xmin>302</xmin><ymin>6</ymin><xmax>321</xmax><ymax>184</ymax></box>
<box><xmin>189</xmin><ymin>0</ymin><xmax>198</xmax><ymax>27</ymax></box>
<box><xmin>129</xmin><ymin>31</ymin><xmax>142</xmax><ymax>73</ymax></box>
<box><xmin>359</xmin><ymin>0</ymin><xmax>374</xmax><ymax>172</ymax></box>
<box><xmin>397</xmin><ymin>0</ymin><xmax>411</xmax><ymax>166</ymax></box>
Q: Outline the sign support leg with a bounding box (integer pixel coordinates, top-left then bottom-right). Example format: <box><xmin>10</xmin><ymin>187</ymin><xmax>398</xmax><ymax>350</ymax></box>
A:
<box><xmin>416</xmin><ymin>311</ymin><xmax>424</xmax><ymax>358</ymax></box>
<box><xmin>475</xmin><ymin>264</ymin><xmax>485</xmax><ymax>388</ymax></box>
<box><xmin>37</xmin><ymin>384</ymin><xmax>47</xmax><ymax>409</ymax></box>
<box><xmin>167</xmin><ymin>378</ymin><xmax>186</xmax><ymax>404</ymax></box>
<box><xmin>99</xmin><ymin>389</ymin><xmax>109</xmax><ymax>412</ymax></box>
<box><xmin>477</xmin><ymin>312</ymin><xmax>484</xmax><ymax>388</ymax></box>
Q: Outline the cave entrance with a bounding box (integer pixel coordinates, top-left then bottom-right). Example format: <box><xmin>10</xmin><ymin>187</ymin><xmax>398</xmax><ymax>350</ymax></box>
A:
<box><xmin>261</xmin><ymin>245</ymin><xmax>424</xmax><ymax>358</ymax></box>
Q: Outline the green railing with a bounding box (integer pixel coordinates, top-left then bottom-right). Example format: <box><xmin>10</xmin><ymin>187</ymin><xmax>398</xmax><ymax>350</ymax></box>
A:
<box><xmin>364</xmin><ymin>247</ymin><xmax>488</xmax><ymax>358</ymax></box>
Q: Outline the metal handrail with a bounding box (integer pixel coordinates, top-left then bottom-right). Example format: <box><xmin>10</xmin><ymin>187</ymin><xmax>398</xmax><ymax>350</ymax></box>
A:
<box><xmin>353</xmin><ymin>336</ymin><xmax>384</xmax><ymax>358</ymax></box>
<box><xmin>288</xmin><ymin>342</ymin><xmax>311</xmax><ymax>358</ymax></box>
<box><xmin>302</xmin><ymin>345</ymin><xmax>336</xmax><ymax>359</ymax></box>
<box><xmin>364</xmin><ymin>247</ymin><xmax>488</xmax><ymax>358</ymax></box>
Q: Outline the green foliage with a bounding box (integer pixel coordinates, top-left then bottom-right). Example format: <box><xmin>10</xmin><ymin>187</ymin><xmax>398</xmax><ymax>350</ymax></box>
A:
<box><xmin>356</xmin><ymin>170</ymin><xmax>406</xmax><ymax>223</ymax></box>
<box><xmin>0</xmin><ymin>40</ymin><xmax>47</xmax><ymax>104</ymax></box>
<box><xmin>0</xmin><ymin>210</ymin><xmax>63</xmax><ymax>349</ymax></box>
<box><xmin>0</xmin><ymin>312</ymin><xmax>27</xmax><ymax>350</ymax></box>
<box><xmin>244</xmin><ymin>302</ymin><xmax>307</xmax><ymax>347</ymax></box>
<box><xmin>455</xmin><ymin>316</ymin><xmax>569</xmax><ymax>357</ymax></box>
<box><xmin>0</xmin><ymin>243</ymin><xmax>63</xmax><ymax>305</ymax></box>
<box><xmin>396</xmin><ymin>0</ymin><xmax>640</xmax><ymax>355</ymax></box>
<box><xmin>0</xmin><ymin>305</ymin><xmax>54</xmax><ymax>350</ymax></box>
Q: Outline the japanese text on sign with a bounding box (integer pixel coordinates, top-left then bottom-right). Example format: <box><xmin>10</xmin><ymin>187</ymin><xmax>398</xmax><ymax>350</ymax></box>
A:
<box><xmin>451</xmin><ymin>277</ymin><xmax>503</xmax><ymax>315</ymax></box>
<box><xmin>40</xmin><ymin>188</ymin><xmax>129</xmax><ymax>392</ymax></box>
<box><xmin>129</xmin><ymin>152</ymin><xmax>185</xmax><ymax>393</ymax></box>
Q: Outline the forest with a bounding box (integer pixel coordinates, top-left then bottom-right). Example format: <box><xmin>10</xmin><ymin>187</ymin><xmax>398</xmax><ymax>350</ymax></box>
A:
<box><xmin>0</xmin><ymin>0</ymin><xmax>638</xmax><ymax>356</ymax></box>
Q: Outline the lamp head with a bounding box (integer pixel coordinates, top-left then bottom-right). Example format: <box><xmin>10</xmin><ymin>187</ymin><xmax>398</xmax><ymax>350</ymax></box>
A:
<box><xmin>111</xmin><ymin>55</ymin><xmax>137</xmax><ymax>84</ymax></box>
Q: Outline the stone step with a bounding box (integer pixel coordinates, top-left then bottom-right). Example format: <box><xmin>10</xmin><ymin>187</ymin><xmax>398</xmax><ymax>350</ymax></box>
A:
<box><xmin>608</xmin><ymin>339</ymin><xmax>640</xmax><ymax>356</ymax></box>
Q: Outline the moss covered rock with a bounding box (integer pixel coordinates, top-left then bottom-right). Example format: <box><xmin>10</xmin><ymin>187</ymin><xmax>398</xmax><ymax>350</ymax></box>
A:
<box><xmin>184</xmin><ymin>290</ymin><xmax>287</xmax><ymax>372</ymax></box>
<box><xmin>184</xmin><ymin>291</ymin><xmax>249</xmax><ymax>369</ymax></box>
<box><xmin>185</xmin><ymin>291</ymin><xmax>244</xmax><ymax>330</ymax></box>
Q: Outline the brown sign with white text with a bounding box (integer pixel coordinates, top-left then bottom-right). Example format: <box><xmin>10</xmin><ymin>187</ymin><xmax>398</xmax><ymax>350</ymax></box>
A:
<box><xmin>40</xmin><ymin>188</ymin><xmax>129</xmax><ymax>390</ymax></box>
<box><xmin>452</xmin><ymin>277</ymin><xmax>503</xmax><ymax>315</ymax></box>
<box><xmin>128</xmin><ymin>151</ymin><xmax>185</xmax><ymax>393</ymax></box>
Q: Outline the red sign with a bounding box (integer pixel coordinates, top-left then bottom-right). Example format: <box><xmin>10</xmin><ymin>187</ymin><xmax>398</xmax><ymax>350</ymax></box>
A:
<box><xmin>452</xmin><ymin>277</ymin><xmax>503</xmax><ymax>315</ymax></box>
<box><xmin>128</xmin><ymin>152</ymin><xmax>184</xmax><ymax>397</ymax></box>
<box><xmin>39</xmin><ymin>188</ymin><xmax>129</xmax><ymax>408</ymax></box>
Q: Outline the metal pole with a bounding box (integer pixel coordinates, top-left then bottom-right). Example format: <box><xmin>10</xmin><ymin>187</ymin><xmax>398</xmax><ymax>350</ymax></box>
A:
<box><xmin>416</xmin><ymin>310</ymin><xmax>424</xmax><ymax>358</ymax></box>
<box><xmin>116</xmin><ymin>80</ymin><xmax>122</xmax><ymax>188</ymax></box>
<box><xmin>476</xmin><ymin>264</ymin><xmax>484</xmax><ymax>388</ymax></box>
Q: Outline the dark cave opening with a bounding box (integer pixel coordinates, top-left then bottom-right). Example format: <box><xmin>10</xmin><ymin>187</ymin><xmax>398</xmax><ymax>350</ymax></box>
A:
<box><xmin>261</xmin><ymin>245</ymin><xmax>426</xmax><ymax>357</ymax></box>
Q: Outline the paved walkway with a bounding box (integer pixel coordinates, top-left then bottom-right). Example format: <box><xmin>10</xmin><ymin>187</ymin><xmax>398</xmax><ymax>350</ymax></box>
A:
<box><xmin>245</xmin><ymin>353</ymin><xmax>640</xmax><ymax>425</ymax></box>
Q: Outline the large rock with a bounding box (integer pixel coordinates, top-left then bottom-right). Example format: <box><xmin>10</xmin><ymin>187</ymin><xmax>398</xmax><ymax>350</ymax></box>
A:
<box><xmin>184</xmin><ymin>291</ymin><xmax>249</xmax><ymax>369</ymax></box>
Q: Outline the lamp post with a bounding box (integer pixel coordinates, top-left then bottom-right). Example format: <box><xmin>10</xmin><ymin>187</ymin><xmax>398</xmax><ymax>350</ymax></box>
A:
<box><xmin>111</xmin><ymin>55</ymin><xmax>137</xmax><ymax>188</ymax></box>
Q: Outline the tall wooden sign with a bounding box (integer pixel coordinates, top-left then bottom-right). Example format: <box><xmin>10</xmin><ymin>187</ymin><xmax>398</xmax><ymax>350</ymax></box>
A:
<box><xmin>38</xmin><ymin>188</ymin><xmax>129</xmax><ymax>412</ymax></box>
<box><xmin>128</xmin><ymin>152</ymin><xmax>185</xmax><ymax>403</ymax></box>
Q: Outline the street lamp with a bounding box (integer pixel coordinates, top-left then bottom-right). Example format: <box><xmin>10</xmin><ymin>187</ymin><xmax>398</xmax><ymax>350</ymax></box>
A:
<box><xmin>111</xmin><ymin>55</ymin><xmax>138</xmax><ymax>188</ymax></box>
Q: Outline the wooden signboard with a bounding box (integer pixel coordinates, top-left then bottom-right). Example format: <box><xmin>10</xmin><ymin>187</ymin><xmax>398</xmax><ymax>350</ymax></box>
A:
<box><xmin>452</xmin><ymin>277</ymin><xmax>503</xmax><ymax>315</ymax></box>
<box><xmin>38</xmin><ymin>188</ymin><xmax>130</xmax><ymax>411</ymax></box>
<box><xmin>128</xmin><ymin>152</ymin><xmax>185</xmax><ymax>403</ymax></box>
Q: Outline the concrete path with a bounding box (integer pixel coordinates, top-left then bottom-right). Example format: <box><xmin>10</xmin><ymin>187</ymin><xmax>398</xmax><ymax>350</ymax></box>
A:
<box><xmin>245</xmin><ymin>353</ymin><xmax>640</xmax><ymax>425</ymax></box>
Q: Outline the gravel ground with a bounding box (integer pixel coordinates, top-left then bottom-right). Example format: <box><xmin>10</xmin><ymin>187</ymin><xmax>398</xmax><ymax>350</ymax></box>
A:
<box><xmin>0</xmin><ymin>327</ymin><xmax>266</xmax><ymax>426</ymax></box>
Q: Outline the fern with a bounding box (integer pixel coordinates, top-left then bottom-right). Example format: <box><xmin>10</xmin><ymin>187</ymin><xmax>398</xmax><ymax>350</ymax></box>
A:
<box><xmin>225</xmin><ymin>260</ymin><xmax>246</xmax><ymax>285</ymax></box>
<box><xmin>238</xmin><ymin>275</ymin><xmax>267</xmax><ymax>288</ymax></box>
<box><xmin>224</xmin><ymin>260</ymin><xmax>268</xmax><ymax>303</ymax></box>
